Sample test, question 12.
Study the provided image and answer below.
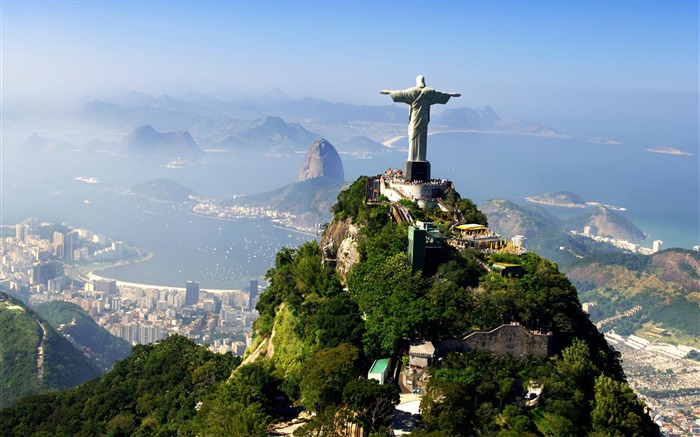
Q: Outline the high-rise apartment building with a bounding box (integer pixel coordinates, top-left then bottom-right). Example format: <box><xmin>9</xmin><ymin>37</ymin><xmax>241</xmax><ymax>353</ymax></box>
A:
<box><xmin>31</xmin><ymin>261</ymin><xmax>60</xmax><ymax>286</ymax></box>
<box><xmin>15</xmin><ymin>224</ymin><xmax>26</xmax><ymax>243</ymax></box>
<box><xmin>185</xmin><ymin>281</ymin><xmax>200</xmax><ymax>306</ymax></box>
<box><xmin>249</xmin><ymin>279</ymin><xmax>259</xmax><ymax>311</ymax></box>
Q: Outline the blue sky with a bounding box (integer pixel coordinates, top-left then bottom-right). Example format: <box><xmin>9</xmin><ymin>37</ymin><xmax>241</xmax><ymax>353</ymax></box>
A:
<box><xmin>2</xmin><ymin>1</ymin><xmax>698</xmax><ymax>142</ymax></box>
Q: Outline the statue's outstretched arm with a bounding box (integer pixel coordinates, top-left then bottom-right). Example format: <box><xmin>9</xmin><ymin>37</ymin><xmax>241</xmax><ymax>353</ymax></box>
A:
<box><xmin>450</xmin><ymin>93</ymin><xmax>461</xmax><ymax>97</ymax></box>
<box><xmin>379</xmin><ymin>90</ymin><xmax>392</xmax><ymax>95</ymax></box>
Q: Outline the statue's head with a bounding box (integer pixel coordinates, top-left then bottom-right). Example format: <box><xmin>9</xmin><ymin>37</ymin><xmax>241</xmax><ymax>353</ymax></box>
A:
<box><xmin>416</xmin><ymin>75</ymin><xmax>426</xmax><ymax>88</ymax></box>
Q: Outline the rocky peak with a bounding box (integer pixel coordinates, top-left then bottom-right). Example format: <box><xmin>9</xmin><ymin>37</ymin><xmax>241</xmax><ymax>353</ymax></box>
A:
<box><xmin>298</xmin><ymin>139</ymin><xmax>344</xmax><ymax>182</ymax></box>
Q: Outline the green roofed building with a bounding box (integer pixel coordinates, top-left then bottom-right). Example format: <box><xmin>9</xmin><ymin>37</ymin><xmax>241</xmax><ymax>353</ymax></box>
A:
<box><xmin>368</xmin><ymin>358</ymin><xmax>392</xmax><ymax>384</ymax></box>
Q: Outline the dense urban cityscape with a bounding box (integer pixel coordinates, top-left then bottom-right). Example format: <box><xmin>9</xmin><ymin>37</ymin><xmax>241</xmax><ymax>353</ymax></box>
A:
<box><xmin>1</xmin><ymin>219</ymin><xmax>258</xmax><ymax>356</ymax></box>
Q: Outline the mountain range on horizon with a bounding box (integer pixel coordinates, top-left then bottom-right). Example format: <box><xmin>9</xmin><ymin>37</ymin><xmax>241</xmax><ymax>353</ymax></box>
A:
<box><xmin>8</xmin><ymin>90</ymin><xmax>572</xmax><ymax>153</ymax></box>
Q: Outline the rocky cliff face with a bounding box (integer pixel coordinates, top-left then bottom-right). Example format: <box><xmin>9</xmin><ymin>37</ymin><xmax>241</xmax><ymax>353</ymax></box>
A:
<box><xmin>651</xmin><ymin>251</ymin><xmax>700</xmax><ymax>294</ymax></box>
<box><xmin>298</xmin><ymin>139</ymin><xmax>345</xmax><ymax>183</ymax></box>
<box><xmin>320</xmin><ymin>218</ymin><xmax>360</xmax><ymax>284</ymax></box>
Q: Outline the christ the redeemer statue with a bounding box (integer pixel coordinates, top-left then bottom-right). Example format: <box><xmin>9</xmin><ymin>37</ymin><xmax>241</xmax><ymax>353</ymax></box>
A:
<box><xmin>380</xmin><ymin>75</ymin><xmax>460</xmax><ymax>163</ymax></box>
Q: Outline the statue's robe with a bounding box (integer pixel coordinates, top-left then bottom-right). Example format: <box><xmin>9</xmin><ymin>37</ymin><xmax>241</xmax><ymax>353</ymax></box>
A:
<box><xmin>389</xmin><ymin>87</ymin><xmax>453</xmax><ymax>162</ymax></box>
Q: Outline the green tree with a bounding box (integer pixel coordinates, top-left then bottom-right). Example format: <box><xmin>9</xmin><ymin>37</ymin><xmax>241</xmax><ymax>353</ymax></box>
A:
<box><xmin>315</xmin><ymin>293</ymin><xmax>365</xmax><ymax>349</ymax></box>
<box><xmin>496</xmin><ymin>405</ymin><xmax>533</xmax><ymax>435</ymax></box>
<box><xmin>256</xmin><ymin>242</ymin><xmax>342</xmax><ymax>337</ymax></box>
<box><xmin>333</xmin><ymin>176</ymin><xmax>370</xmax><ymax>223</ymax></box>
<box><xmin>457</xmin><ymin>197</ymin><xmax>488</xmax><ymax>226</ymax></box>
<box><xmin>349</xmin><ymin>252</ymin><xmax>430</xmax><ymax>358</ymax></box>
<box><xmin>420</xmin><ymin>376</ymin><xmax>475</xmax><ymax>436</ymax></box>
<box><xmin>0</xmin><ymin>335</ymin><xmax>238</xmax><ymax>436</ymax></box>
<box><xmin>299</xmin><ymin>343</ymin><xmax>360</xmax><ymax>412</ymax></box>
<box><xmin>199</xmin><ymin>401</ymin><xmax>268</xmax><ymax>437</ymax></box>
<box><xmin>293</xmin><ymin>406</ymin><xmax>348</xmax><ymax>436</ymax></box>
<box><xmin>557</xmin><ymin>338</ymin><xmax>596</xmax><ymax>386</ymax></box>
<box><xmin>591</xmin><ymin>375</ymin><xmax>657</xmax><ymax>436</ymax></box>
<box><xmin>425</xmin><ymin>279</ymin><xmax>474</xmax><ymax>340</ymax></box>
<box><xmin>221</xmin><ymin>361</ymin><xmax>281</xmax><ymax>410</ymax></box>
<box><xmin>342</xmin><ymin>378</ymin><xmax>399</xmax><ymax>434</ymax></box>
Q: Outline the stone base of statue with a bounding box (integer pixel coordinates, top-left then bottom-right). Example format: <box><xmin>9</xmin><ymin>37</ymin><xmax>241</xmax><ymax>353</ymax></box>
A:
<box><xmin>404</xmin><ymin>160</ymin><xmax>431</xmax><ymax>182</ymax></box>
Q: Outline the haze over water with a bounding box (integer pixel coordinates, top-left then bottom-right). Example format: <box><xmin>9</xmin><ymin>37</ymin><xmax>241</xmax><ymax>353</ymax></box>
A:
<box><xmin>2</xmin><ymin>125</ymin><xmax>697</xmax><ymax>289</ymax></box>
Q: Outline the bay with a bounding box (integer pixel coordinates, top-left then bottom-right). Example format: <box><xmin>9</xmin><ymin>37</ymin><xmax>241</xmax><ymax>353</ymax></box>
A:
<box><xmin>1</xmin><ymin>130</ymin><xmax>697</xmax><ymax>290</ymax></box>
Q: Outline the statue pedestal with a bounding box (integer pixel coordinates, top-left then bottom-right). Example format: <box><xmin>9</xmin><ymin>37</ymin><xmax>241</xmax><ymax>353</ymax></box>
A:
<box><xmin>404</xmin><ymin>161</ymin><xmax>430</xmax><ymax>182</ymax></box>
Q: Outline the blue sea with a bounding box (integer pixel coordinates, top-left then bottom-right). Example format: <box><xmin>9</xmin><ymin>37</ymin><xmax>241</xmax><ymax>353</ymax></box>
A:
<box><xmin>1</xmin><ymin>130</ymin><xmax>697</xmax><ymax>288</ymax></box>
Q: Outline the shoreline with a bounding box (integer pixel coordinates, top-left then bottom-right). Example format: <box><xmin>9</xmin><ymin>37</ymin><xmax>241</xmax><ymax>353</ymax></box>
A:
<box><xmin>67</xmin><ymin>248</ymin><xmax>155</xmax><ymax>282</ymax></box>
<box><xmin>87</xmin><ymin>272</ymin><xmax>244</xmax><ymax>294</ymax></box>
<box><xmin>525</xmin><ymin>197</ymin><xmax>627</xmax><ymax>211</ymax></box>
<box><xmin>271</xmin><ymin>223</ymin><xmax>319</xmax><ymax>238</ymax></box>
<box><xmin>524</xmin><ymin>197</ymin><xmax>587</xmax><ymax>208</ymax></box>
<box><xmin>188</xmin><ymin>211</ymin><xmax>320</xmax><ymax>238</ymax></box>
<box><xmin>384</xmin><ymin>129</ymin><xmax>569</xmax><ymax>147</ymax></box>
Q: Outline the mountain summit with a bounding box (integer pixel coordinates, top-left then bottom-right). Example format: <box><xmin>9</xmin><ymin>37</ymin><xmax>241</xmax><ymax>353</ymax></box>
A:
<box><xmin>119</xmin><ymin>124</ymin><xmax>203</xmax><ymax>160</ymax></box>
<box><xmin>298</xmin><ymin>138</ymin><xmax>344</xmax><ymax>182</ymax></box>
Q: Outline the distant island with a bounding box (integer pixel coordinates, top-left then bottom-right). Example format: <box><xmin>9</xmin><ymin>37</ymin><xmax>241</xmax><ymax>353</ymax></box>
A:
<box><xmin>119</xmin><ymin>125</ymin><xmax>204</xmax><ymax>163</ymax></box>
<box><xmin>526</xmin><ymin>191</ymin><xmax>626</xmax><ymax>211</ymax></box>
<box><xmin>586</xmin><ymin>136</ymin><xmax>622</xmax><ymax>145</ymax></box>
<box><xmin>74</xmin><ymin>176</ymin><xmax>99</xmax><ymax>184</ymax></box>
<box><xmin>645</xmin><ymin>146</ymin><xmax>692</xmax><ymax>156</ymax></box>
<box><xmin>130</xmin><ymin>178</ymin><xmax>197</xmax><ymax>203</ymax></box>
<box><xmin>525</xmin><ymin>191</ymin><xmax>587</xmax><ymax>208</ymax></box>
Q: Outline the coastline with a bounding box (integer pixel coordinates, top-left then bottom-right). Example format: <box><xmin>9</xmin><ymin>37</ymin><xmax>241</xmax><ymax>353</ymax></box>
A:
<box><xmin>87</xmin><ymin>271</ymin><xmax>243</xmax><ymax>294</ymax></box>
<box><xmin>271</xmin><ymin>223</ymin><xmax>319</xmax><ymax>238</ymax></box>
<box><xmin>67</xmin><ymin>249</ymin><xmax>154</xmax><ymax>281</ymax></box>
<box><xmin>524</xmin><ymin>197</ymin><xmax>587</xmax><ymax>208</ymax></box>
<box><xmin>383</xmin><ymin>128</ymin><xmax>569</xmax><ymax>147</ymax></box>
<box><xmin>188</xmin><ymin>211</ymin><xmax>320</xmax><ymax>238</ymax></box>
<box><xmin>525</xmin><ymin>197</ymin><xmax>627</xmax><ymax>212</ymax></box>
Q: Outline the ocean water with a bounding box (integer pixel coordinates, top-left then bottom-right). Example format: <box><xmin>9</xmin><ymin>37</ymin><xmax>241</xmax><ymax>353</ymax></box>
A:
<box><xmin>1</xmin><ymin>134</ymin><xmax>311</xmax><ymax>289</ymax></box>
<box><xmin>423</xmin><ymin>133</ymin><xmax>698</xmax><ymax>249</ymax></box>
<box><xmin>1</xmin><ymin>130</ymin><xmax>697</xmax><ymax>289</ymax></box>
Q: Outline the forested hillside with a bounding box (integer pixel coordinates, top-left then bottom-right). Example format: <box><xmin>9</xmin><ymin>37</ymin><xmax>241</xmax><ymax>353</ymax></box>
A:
<box><xmin>246</xmin><ymin>177</ymin><xmax>658</xmax><ymax>435</ymax></box>
<box><xmin>0</xmin><ymin>293</ymin><xmax>101</xmax><ymax>410</ymax></box>
<box><xmin>35</xmin><ymin>301</ymin><xmax>132</xmax><ymax>371</ymax></box>
<box><xmin>0</xmin><ymin>335</ymin><xmax>238</xmax><ymax>436</ymax></box>
<box><xmin>481</xmin><ymin>198</ymin><xmax>700</xmax><ymax>347</ymax></box>
<box><xmin>0</xmin><ymin>177</ymin><xmax>659</xmax><ymax>436</ymax></box>
<box><xmin>570</xmin><ymin>249</ymin><xmax>700</xmax><ymax>345</ymax></box>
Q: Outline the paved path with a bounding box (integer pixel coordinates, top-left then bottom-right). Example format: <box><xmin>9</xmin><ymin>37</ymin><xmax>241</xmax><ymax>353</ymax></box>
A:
<box><xmin>392</xmin><ymin>395</ymin><xmax>422</xmax><ymax>435</ymax></box>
